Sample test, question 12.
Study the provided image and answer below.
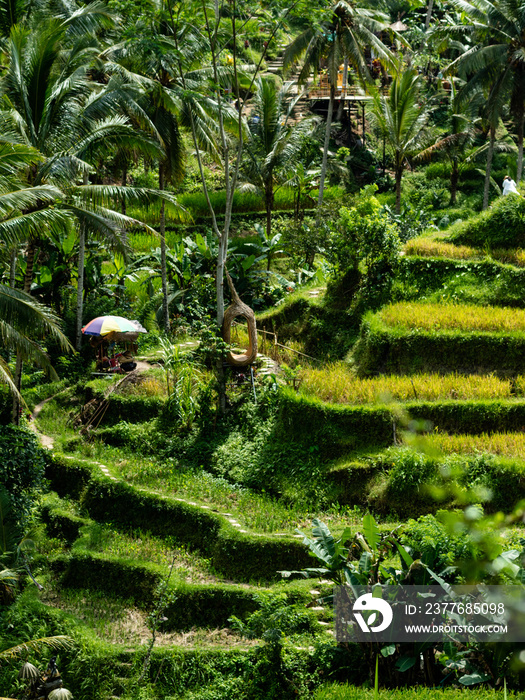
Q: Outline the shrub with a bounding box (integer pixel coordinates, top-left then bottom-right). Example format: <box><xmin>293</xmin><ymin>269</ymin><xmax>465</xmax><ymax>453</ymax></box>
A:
<box><xmin>450</xmin><ymin>193</ymin><xmax>525</xmax><ymax>248</ymax></box>
<box><xmin>0</xmin><ymin>425</ymin><xmax>47</xmax><ymax>526</ymax></box>
<box><xmin>401</xmin><ymin>512</ymin><xmax>480</xmax><ymax>574</ymax></box>
<box><xmin>462</xmin><ymin>453</ymin><xmax>525</xmax><ymax>512</ymax></box>
<box><xmin>332</xmin><ymin>448</ymin><xmax>525</xmax><ymax>515</ymax></box>
<box><xmin>326</xmin><ymin>197</ymin><xmax>400</xmax><ymax>311</ymax></box>
<box><xmin>229</xmin><ymin>592</ymin><xmax>318</xmax><ymax>638</ymax></box>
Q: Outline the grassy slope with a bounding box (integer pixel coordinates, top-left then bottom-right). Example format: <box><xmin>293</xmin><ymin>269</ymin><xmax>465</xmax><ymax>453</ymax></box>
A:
<box><xmin>13</xmin><ymin>208</ymin><xmax>525</xmax><ymax>699</ymax></box>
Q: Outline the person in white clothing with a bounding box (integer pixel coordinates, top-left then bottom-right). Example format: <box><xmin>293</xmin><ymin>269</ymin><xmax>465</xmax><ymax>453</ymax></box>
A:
<box><xmin>502</xmin><ymin>175</ymin><xmax>519</xmax><ymax>195</ymax></box>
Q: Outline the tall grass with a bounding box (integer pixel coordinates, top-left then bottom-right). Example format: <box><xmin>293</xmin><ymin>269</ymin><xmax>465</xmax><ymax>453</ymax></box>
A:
<box><xmin>232</xmin><ymin>323</ymin><xmax>309</xmax><ymax>367</ymax></box>
<box><xmin>40</xmin><ymin>587</ymin><xmax>150</xmax><ymax>645</ymax></box>
<box><xmin>404</xmin><ymin>239</ymin><xmax>478</xmax><ymax>260</ymax></box>
<box><xmin>128</xmin><ymin>229</ymin><xmax>182</xmax><ymax>252</ymax></box>
<box><xmin>380</xmin><ymin>302</ymin><xmax>525</xmax><ymax>333</ymax></box>
<box><xmin>405</xmin><ymin>238</ymin><xmax>525</xmax><ymax>267</ymax></box>
<box><xmin>314</xmin><ymin>684</ymin><xmax>517</xmax><ymax>700</ymax></box>
<box><xmin>416</xmin><ymin>431</ymin><xmax>525</xmax><ymax>458</ymax></box>
<box><xmin>126</xmin><ymin>185</ymin><xmax>339</xmax><ymax>229</ymax></box>
<box><xmin>72</xmin><ymin>523</ymin><xmax>217</xmax><ymax>582</ymax></box>
<box><xmin>85</xmin><ymin>445</ymin><xmax>367</xmax><ymax>534</ymax></box>
<box><xmin>300</xmin><ymin>365</ymin><xmax>515</xmax><ymax>404</ymax></box>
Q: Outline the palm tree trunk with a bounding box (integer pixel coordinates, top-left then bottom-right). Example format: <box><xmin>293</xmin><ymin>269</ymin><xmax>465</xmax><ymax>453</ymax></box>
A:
<box><xmin>12</xmin><ymin>240</ymin><xmax>37</xmax><ymax>424</ymax></box>
<box><xmin>450</xmin><ymin>157</ymin><xmax>459</xmax><ymax>206</ymax></box>
<box><xmin>159</xmin><ymin>165</ymin><xmax>170</xmax><ymax>334</ymax></box>
<box><xmin>75</xmin><ymin>226</ymin><xmax>86</xmax><ymax>351</ymax></box>
<box><xmin>317</xmin><ymin>83</ymin><xmax>335</xmax><ymax>214</ymax></box>
<box><xmin>121</xmin><ymin>161</ymin><xmax>127</xmax><ymax>217</ymax></box>
<box><xmin>425</xmin><ymin>0</ymin><xmax>434</xmax><ymax>30</ymax></box>
<box><xmin>6</xmin><ymin>248</ymin><xmax>17</xmax><ymax>364</ymax></box>
<box><xmin>75</xmin><ymin>173</ymin><xmax>89</xmax><ymax>351</ymax></box>
<box><xmin>395</xmin><ymin>166</ymin><xmax>403</xmax><ymax>215</ymax></box>
<box><xmin>483</xmin><ymin>125</ymin><xmax>496</xmax><ymax>210</ymax></box>
<box><xmin>517</xmin><ymin>112</ymin><xmax>524</xmax><ymax>183</ymax></box>
<box><xmin>265</xmin><ymin>183</ymin><xmax>273</xmax><ymax>243</ymax></box>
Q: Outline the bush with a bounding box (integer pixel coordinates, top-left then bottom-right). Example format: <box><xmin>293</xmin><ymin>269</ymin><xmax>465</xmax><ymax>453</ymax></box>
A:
<box><xmin>401</xmin><ymin>512</ymin><xmax>480</xmax><ymax>574</ymax></box>
<box><xmin>0</xmin><ymin>425</ymin><xmax>47</xmax><ymax>526</ymax></box>
<box><xmin>450</xmin><ymin>193</ymin><xmax>525</xmax><ymax>248</ymax></box>
<box><xmin>463</xmin><ymin>453</ymin><xmax>525</xmax><ymax>512</ymax></box>
<box><xmin>229</xmin><ymin>592</ymin><xmax>318</xmax><ymax>638</ymax></box>
<box><xmin>326</xmin><ymin>196</ymin><xmax>400</xmax><ymax>311</ymax></box>
<box><xmin>331</xmin><ymin>448</ymin><xmax>525</xmax><ymax>515</ymax></box>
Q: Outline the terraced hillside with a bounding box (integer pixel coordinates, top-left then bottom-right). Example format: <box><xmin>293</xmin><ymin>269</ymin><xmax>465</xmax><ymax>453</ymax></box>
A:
<box><xmin>7</xmin><ymin>230</ymin><xmax>525</xmax><ymax>699</ymax></box>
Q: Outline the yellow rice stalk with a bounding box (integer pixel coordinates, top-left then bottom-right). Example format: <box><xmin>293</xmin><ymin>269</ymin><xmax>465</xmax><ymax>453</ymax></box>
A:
<box><xmin>300</xmin><ymin>365</ymin><xmax>513</xmax><ymax>404</ymax></box>
<box><xmin>380</xmin><ymin>302</ymin><xmax>525</xmax><ymax>333</ymax></box>
<box><xmin>420</xmin><ymin>432</ymin><xmax>525</xmax><ymax>458</ymax></box>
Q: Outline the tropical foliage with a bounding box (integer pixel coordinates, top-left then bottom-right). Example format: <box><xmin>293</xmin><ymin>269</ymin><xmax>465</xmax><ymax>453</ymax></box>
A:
<box><xmin>4</xmin><ymin>0</ymin><xmax>525</xmax><ymax>698</ymax></box>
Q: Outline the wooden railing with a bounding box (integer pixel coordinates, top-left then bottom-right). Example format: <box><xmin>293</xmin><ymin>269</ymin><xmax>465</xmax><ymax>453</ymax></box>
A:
<box><xmin>231</xmin><ymin>321</ymin><xmax>320</xmax><ymax>364</ymax></box>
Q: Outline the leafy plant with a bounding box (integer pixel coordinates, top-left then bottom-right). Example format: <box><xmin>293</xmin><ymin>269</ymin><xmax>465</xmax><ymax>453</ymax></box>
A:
<box><xmin>229</xmin><ymin>592</ymin><xmax>315</xmax><ymax>638</ymax></box>
<box><xmin>326</xmin><ymin>196</ymin><xmax>400</xmax><ymax>311</ymax></box>
<box><xmin>158</xmin><ymin>337</ymin><xmax>202</xmax><ymax>429</ymax></box>
<box><xmin>281</xmin><ymin>516</ymin><xmax>412</xmax><ymax>590</ymax></box>
<box><xmin>0</xmin><ymin>427</ymin><xmax>46</xmax><ymax>527</ymax></box>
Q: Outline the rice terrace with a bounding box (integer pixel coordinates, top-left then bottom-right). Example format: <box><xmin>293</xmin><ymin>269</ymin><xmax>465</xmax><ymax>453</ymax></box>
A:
<box><xmin>4</xmin><ymin>0</ymin><xmax>525</xmax><ymax>698</ymax></box>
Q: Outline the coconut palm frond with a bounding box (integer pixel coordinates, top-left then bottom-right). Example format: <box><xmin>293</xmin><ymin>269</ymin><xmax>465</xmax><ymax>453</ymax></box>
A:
<box><xmin>0</xmin><ymin>286</ymin><xmax>71</xmax><ymax>353</ymax></box>
<box><xmin>0</xmin><ymin>185</ymin><xmax>63</xmax><ymax>216</ymax></box>
<box><xmin>0</xmin><ymin>357</ymin><xmax>21</xmax><ymax>402</ymax></box>
<box><xmin>0</xmin><ymin>208</ymin><xmax>72</xmax><ymax>247</ymax></box>
<box><xmin>0</xmin><ymin>636</ymin><xmax>73</xmax><ymax>663</ymax></box>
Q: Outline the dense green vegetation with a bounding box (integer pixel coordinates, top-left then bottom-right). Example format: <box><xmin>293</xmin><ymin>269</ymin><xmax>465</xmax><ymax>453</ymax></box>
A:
<box><xmin>4</xmin><ymin>0</ymin><xmax>525</xmax><ymax>698</ymax></box>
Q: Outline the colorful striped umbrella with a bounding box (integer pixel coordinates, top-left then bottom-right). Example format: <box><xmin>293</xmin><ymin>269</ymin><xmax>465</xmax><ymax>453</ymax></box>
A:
<box><xmin>81</xmin><ymin>316</ymin><xmax>147</xmax><ymax>337</ymax></box>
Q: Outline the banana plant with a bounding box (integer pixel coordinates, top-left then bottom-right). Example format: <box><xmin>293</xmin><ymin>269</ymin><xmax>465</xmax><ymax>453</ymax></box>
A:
<box><xmin>280</xmin><ymin>515</ymin><xmax>414</xmax><ymax>594</ymax></box>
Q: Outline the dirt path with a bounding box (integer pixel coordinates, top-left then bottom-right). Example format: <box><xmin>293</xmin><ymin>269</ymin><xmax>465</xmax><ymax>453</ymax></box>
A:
<box><xmin>29</xmin><ymin>360</ymin><xmax>154</xmax><ymax>451</ymax></box>
<box><xmin>28</xmin><ymin>396</ymin><xmax>55</xmax><ymax>449</ymax></box>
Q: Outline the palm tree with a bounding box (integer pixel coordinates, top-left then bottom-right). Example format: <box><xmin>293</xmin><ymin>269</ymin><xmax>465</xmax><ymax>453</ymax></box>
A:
<box><xmin>0</xmin><ymin>139</ymin><xmax>66</xmax><ymax>251</ymax></box>
<box><xmin>0</xmin><ymin>636</ymin><xmax>72</xmax><ymax>662</ymax></box>
<box><xmin>370</xmin><ymin>67</ymin><xmax>430</xmax><ymax>213</ymax></box>
<box><xmin>0</xmin><ymin>138</ymin><xmax>72</xmax><ymax>401</ymax></box>
<box><xmin>446</xmin><ymin>0</ymin><xmax>525</xmax><ymax>182</ymax></box>
<box><xmin>102</xmin><ymin>26</ymin><xmax>218</xmax><ymax>333</ymax></box>
<box><xmin>240</xmin><ymin>77</ymin><xmax>317</xmax><ymax>241</ymax></box>
<box><xmin>0</xmin><ymin>284</ymin><xmax>72</xmax><ymax>399</ymax></box>
<box><xmin>1</xmin><ymin>11</ymin><xmax>177</xmax><ymax>351</ymax></box>
<box><xmin>283</xmin><ymin>0</ymin><xmax>395</xmax><ymax>211</ymax></box>
<box><xmin>146</xmin><ymin>85</ymin><xmax>185</xmax><ymax>334</ymax></box>
<box><xmin>0</xmin><ymin>634</ymin><xmax>73</xmax><ymax>700</ymax></box>
<box><xmin>418</xmin><ymin>80</ymin><xmax>480</xmax><ymax>205</ymax></box>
